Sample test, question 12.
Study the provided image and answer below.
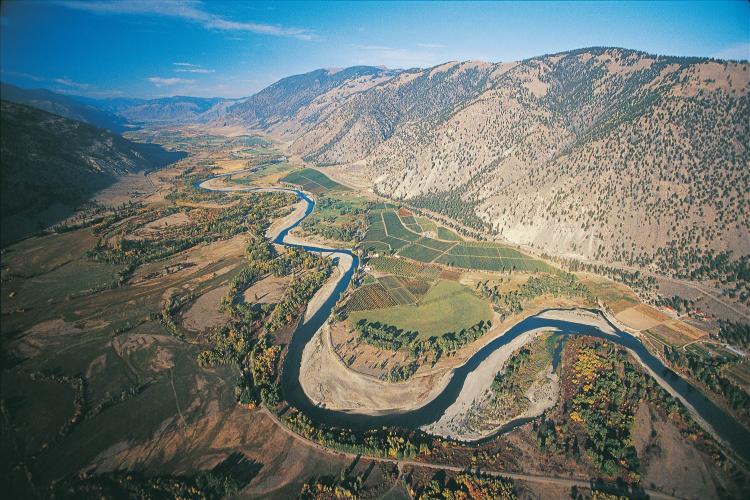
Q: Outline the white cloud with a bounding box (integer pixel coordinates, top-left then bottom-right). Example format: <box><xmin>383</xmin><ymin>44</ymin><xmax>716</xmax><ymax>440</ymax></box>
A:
<box><xmin>1</xmin><ymin>70</ymin><xmax>46</xmax><ymax>82</ymax></box>
<box><xmin>175</xmin><ymin>68</ymin><xmax>215</xmax><ymax>74</ymax></box>
<box><xmin>54</xmin><ymin>87</ymin><xmax>125</xmax><ymax>97</ymax></box>
<box><xmin>148</xmin><ymin>76</ymin><xmax>195</xmax><ymax>87</ymax></box>
<box><xmin>712</xmin><ymin>42</ymin><xmax>750</xmax><ymax>61</ymax></box>
<box><xmin>417</xmin><ymin>43</ymin><xmax>445</xmax><ymax>49</ymax></box>
<box><xmin>171</xmin><ymin>62</ymin><xmax>215</xmax><ymax>74</ymax></box>
<box><xmin>56</xmin><ymin>0</ymin><xmax>318</xmax><ymax>41</ymax></box>
<box><xmin>54</xmin><ymin>77</ymin><xmax>92</xmax><ymax>89</ymax></box>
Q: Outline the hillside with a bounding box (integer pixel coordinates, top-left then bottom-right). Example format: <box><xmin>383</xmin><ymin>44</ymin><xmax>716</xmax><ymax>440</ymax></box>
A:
<box><xmin>114</xmin><ymin>96</ymin><xmax>231</xmax><ymax>124</ymax></box>
<box><xmin>222</xmin><ymin>48</ymin><xmax>750</xmax><ymax>283</ymax></box>
<box><xmin>223</xmin><ymin>66</ymin><xmax>400</xmax><ymax>134</ymax></box>
<box><xmin>0</xmin><ymin>82</ymin><xmax>129</xmax><ymax>133</ymax></box>
<box><xmin>0</xmin><ymin>101</ymin><xmax>183</xmax><ymax>245</ymax></box>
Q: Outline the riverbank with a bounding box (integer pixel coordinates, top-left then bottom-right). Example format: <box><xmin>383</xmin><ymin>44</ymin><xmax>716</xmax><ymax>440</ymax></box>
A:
<box><xmin>199</xmin><ymin>168</ymin><xmax>750</xmax><ymax>465</ymax></box>
<box><xmin>299</xmin><ymin>322</ymin><xmax>452</xmax><ymax>413</ymax></box>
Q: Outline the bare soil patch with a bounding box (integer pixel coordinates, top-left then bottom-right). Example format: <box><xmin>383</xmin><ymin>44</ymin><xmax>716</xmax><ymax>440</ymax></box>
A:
<box><xmin>632</xmin><ymin>402</ymin><xmax>723</xmax><ymax>499</ymax></box>
<box><xmin>182</xmin><ymin>286</ymin><xmax>229</xmax><ymax>332</ymax></box>
<box><xmin>243</xmin><ymin>275</ymin><xmax>291</xmax><ymax>305</ymax></box>
<box><xmin>615</xmin><ymin>306</ymin><xmax>666</xmax><ymax>330</ymax></box>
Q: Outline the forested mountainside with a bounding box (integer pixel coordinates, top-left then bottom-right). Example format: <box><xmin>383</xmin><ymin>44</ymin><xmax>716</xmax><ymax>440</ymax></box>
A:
<box><xmin>0</xmin><ymin>82</ymin><xmax>129</xmax><ymax>133</ymax></box>
<box><xmin>223</xmin><ymin>47</ymin><xmax>749</xmax><ymax>281</ymax></box>
<box><xmin>0</xmin><ymin>101</ymin><xmax>183</xmax><ymax>245</ymax></box>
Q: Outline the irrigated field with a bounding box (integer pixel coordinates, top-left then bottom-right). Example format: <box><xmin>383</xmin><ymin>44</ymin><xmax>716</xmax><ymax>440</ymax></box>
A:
<box><xmin>367</xmin><ymin>256</ymin><xmax>441</xmax><ymax>280</ymax></box>
<box><xmin>361</xmin><ymin>209</ymin><xmax>554</xmax><ymax>273</ymax></box>
<box><xmin>348</xmin><ymin>279</ymin><xmax>492</xmax><ymax>340</ymax></box>
<box><xmin>281</xmin><ymin>168</ymin><xmax>346</xmax><ymax>193</ymax></box>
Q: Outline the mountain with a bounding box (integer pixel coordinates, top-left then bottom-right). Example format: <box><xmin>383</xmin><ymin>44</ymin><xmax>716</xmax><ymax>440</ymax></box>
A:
<box><xmin>111</xmin><ymin>96</ymin><xmax>232</xmax><ymax>124</ymax></box>
<box><xmin>222</xmin><ymin>66</ymin><xmax>401</xmax><ymax>134</ymax></box>
<box><xmin>0</xmin><ymin>82</ymin><xmax>130</xmax><ymax>133</ymax></box>
<box><xmin>0</xmin><ymin>101</ymin><xmax>184</xmax><ymax>245</ymax></box>
<box><xmin>72</xmin><ymin>96</ymin><xmax>147</xmax><ymax>114</ymax></box>
<box><xmin>221</xmin><ymin>48</ymin><xmax>750</xmax><ymax>279</ymax></box>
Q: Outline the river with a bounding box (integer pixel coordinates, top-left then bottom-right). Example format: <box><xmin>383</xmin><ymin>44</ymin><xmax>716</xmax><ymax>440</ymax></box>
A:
<box><xmin>199</xmin><ymin>168</ymin><xmax>750</xmax><ymax>463</ymax></box>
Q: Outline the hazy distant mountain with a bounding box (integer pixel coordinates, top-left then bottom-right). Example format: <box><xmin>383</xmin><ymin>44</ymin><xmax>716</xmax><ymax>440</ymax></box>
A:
<box><xmin>0</xmin><ymin>82</ymin><xmax>130</xmax><ymax>133</ymax></box>
<box><xmin>73</xmin><ymin>96</ymin><xmax>148</xmax><ymax>114</ymax></box>
<box><xmin>221</xmin><ymin>48</ymin><xmax>749</xmax><ymax>277</ymax></box>
<box><xmin>0</xmin><ymin>101</ymin><xmax>184</xmax><ymax>245</ymax></box>
<box><xmin>112</xmin><ymin>96</ymin><xmax>234</xmax><ymax>124</ymax></box>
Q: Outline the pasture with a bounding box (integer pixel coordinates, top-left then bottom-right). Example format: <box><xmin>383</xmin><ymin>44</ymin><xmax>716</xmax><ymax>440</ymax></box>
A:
<box><xmin>280</xmin><ymin>168</ymin><xmax>346</xmax><ymax>194</ymax></box>
<box><xmin>348</xmin><ymin>280</ymin><xmax>492</xmax><ymax>340</ymax></box>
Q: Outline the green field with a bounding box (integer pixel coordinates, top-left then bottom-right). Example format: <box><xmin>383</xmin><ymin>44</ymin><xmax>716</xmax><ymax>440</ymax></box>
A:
<box><xmin>280</xmin><ymin>168</ymin><xmax>346</xmax><ymax>193</ymax></box>
<box><xmin>382</xmin><ymin>211</ymin><xmax>419</xmax><ymax>241</ymax></box>
<box><xmin>229</xmin><ymin>162</ymin><xmax>293</xmax><ymax>184</ymax></box>
<box><xmin>436</xmin><ymin>253</ymin><xmax>556</xmax><ymax>273</ymax></box>
<box><xmin>367</xmin><ymin>256</ymin><xmax>442</xmax><ymax>280</ymax></box>
<box><xmin>417</xmin><ymin>236</ymin><xmax>455</xmax><ymax>252</ymax></box>
<box><xmin>361</xmin><ymin>209</ymin><xmax>552</xmax><ymax>272</ymax></box>
<box><xmin>437</xmin><ymin>226</ymin><xmax>463</xmax><ymax>241</ymax></box>
<box><xmin>349</xmin><ymin>280</ymin><xmax>492</xmax><ymax>340</ymax></box>
<box><xmin>398</xmin><ymin>243</ymin><xmax>444</xmax><ymax>262</ymax></box>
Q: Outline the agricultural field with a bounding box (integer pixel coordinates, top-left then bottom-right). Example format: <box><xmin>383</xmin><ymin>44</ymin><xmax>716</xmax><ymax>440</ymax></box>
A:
<box><xmin>228</xmin><ymin>161</ymin><xmax>294</xmax><ymax>185</ymax></box>
<box><xmin>295</xmin><ymin>190</ymin><xmax>371</xmax><ymax>245</ymax></box>
<box><xmin>382</xmin><ymin>211</ymin><xmax>420</xmax><ymax>241</ymax></box>
<box><xmin>367</xmin><ymin>256</ymin><xmax>442</xmax><ymax>280</ymax></box>
<box><xmin>361</xmin><ymin>209</ymin><xmax>553</xmax><ymax>273</ymax></box>
<box><xmin>437</xmin><ymin>226</ymin><xmax>463</xmax><ymax>241</ymax></box>
<box><xmin>436</xmin><ymin>252</ymin><xmax>556</xmax><ymax>273</ymax></box>
<box><xmin>281</xmin><ymin>168</ymin><xmax>346</xmax><ymax>194</ymax></box>
<box><xmin>343</xmin><ymin>273</ymin><xmax>428</xmax><ymax>314</ymax></box>
<box><xmin>342</xmin><ymin>282</ymin><xmax>399</xmax><ymax>313</ymax></box>
<box><xmin>398</xmin><ymin>242</ymin><xmax>444</xmax><ymax>262</ymax></box>
<box><xmin>348</xmin><ymin>279</ymin><xmax>492</xmax><ymax>341</ymax></box>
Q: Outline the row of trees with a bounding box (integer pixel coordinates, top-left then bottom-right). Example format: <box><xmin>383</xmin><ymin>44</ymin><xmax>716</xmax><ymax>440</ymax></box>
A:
<box><xmin>414</xmin><ymin>472</ymin><xmax>516</xmax><ymax>500</ymax></box>
<box><xmin>717</xmin><ymin>320</ymin><xmax>750</xmax><ymax>348</ymax></box>
<box><xmin>477</xmin><ymin>273</ymin><xmax>593</xmax><ymax>320</ymax></box>
<box><xmin>663</xmin><ymin>346</ymin><xmax>749</xmax><ymax>416</ymax></box>
<box><xmin>353</xmin><ymin>318</ymin><xmax>493</xmax><ymax>364</ymax></box>
<box><xmin>284</xmin><ymin>409</ymin><xmax>431</xmax><ymax>459</ymax></box>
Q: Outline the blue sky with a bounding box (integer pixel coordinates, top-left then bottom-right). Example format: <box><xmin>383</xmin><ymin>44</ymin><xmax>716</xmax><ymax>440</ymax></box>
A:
<box><xmin>1</xmin><ymin>1</ymin><xmax>748</xmax><ymax>99</ymax></box>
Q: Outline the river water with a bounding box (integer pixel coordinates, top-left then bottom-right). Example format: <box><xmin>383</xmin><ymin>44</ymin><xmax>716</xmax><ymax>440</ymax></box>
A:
<box><xmin>200</xmin><ymin>170</ymin><xmax>750</xmax><ymax>462</ymax></box>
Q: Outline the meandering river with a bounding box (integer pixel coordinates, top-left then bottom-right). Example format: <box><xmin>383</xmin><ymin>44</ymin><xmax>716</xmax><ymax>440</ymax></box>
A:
<box><xmin>200</xmin><ymin>169</ymin><xmax>750</xmax><ymax>463</ymax></box>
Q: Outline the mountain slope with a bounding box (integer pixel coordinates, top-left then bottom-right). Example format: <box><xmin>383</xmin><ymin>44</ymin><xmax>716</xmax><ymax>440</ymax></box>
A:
<box><xmin>0</xmin><ymin>101</ymin><xmax>184</xmax><ymax>245</ymax></box>
<box><xmin>221</xmin><ymin>48</ymin><xmax>749</xmax><ymax>280</ymax></box>
<box><xmin>0</xmin><ymin>82</ymin><xmax>130</xmax><ymax>133</ymax></box>
<box><xmin>114</xmin><ymin>96</ymin><xmax>231</xmax><ymax>124</ymax></box>
<box><xmin>367</xmin><ymin>49</ymin><xmax>750</xmax><ymax>279</ymax></box>
<box><xmin>224</xmin><ymin>66</ymin><xmax>400</xmax><ymax>132</ymax></box>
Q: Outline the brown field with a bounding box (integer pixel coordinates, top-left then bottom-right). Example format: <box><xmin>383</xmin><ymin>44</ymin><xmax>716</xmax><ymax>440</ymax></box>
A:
<box><xmin>181</xmin><ymin>286</ymin><xmax>229</xmax><ymax>332</ymax></box>
<box><xmin>578</xmin><ymin>272</ymin><xmax>640</xmax><ymax>313</ymax></box>
<box><xmin>242</xmin><ymin>274</ymin><xmax>291</xmax><ymax>304</ymax></box>
<box><xmin>631</xmin><ymin>402</ymin><xmax>724</xmax><ymax>499</ymax></box>
<box><xmin>213</xmin><ymin>158</ymin><xmax>250</xmax><ymax>173</ymax></box>
<box><xmin>439</xmin><ymin>268</ymin><xmax>462</xmax><ymax>280</ymax></box>
<box><xmin>615</xmin><ymin>304</ymin><xmax>671</xmax><ymax>331</ymax></box>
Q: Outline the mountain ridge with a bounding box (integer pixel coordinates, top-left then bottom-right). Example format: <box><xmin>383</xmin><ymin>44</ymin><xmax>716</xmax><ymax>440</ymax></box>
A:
<box><xmin>214</xmin><ymin>47</ymin><xmax>749</xmax><ymax>280</ymax></box>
